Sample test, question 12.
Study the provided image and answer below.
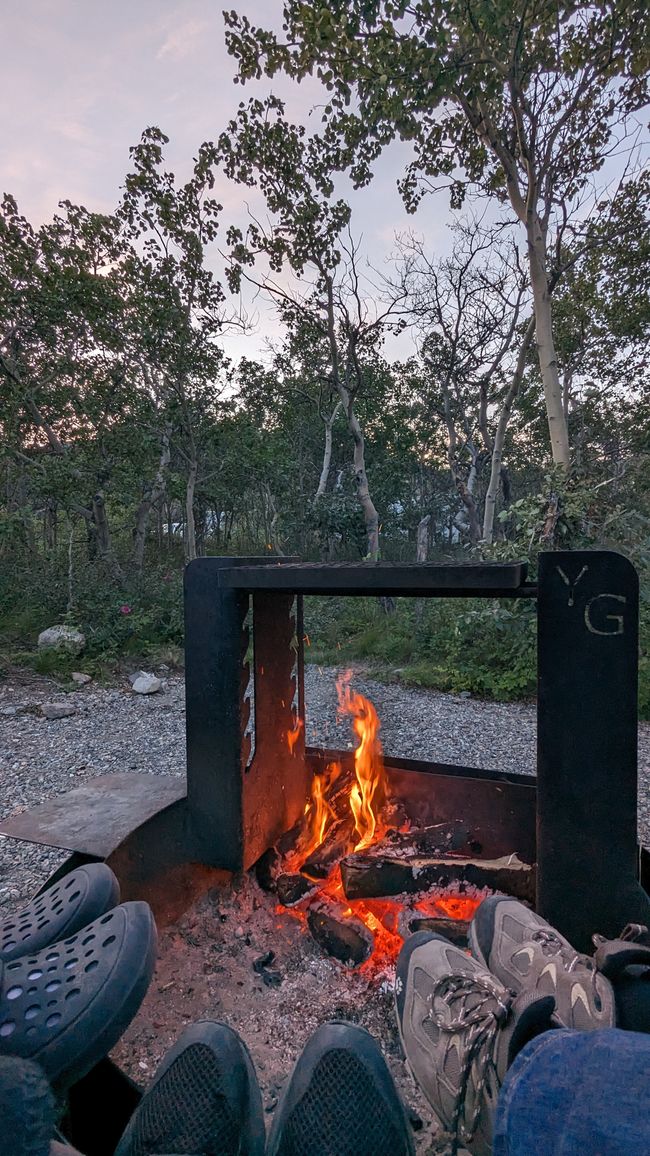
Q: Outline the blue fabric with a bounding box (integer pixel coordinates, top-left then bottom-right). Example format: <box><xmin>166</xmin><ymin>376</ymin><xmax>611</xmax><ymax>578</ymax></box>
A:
<box><xmin>493</xmin><ymin>1028</ymin><xmax>650</xmax><ymax>1156</ymax></box>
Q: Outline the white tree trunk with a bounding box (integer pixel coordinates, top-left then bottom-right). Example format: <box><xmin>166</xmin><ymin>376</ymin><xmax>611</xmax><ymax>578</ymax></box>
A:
<box><xmin>528</xmin><ymin>222</ymin><xmax>570</xmax><ymax>468</ymax></box>
<box><xmin>482</xmin><ymin>316</ymin><xmax>536</xmax><ymax>544</ymax></box>
<box><xmin>315</xmin><ymin>399</ymin><xmax>342</xmax><ymax>500</ymax></box>
<box><xmin>416</xmin><ymin>515</ymin><xmax>431</xmax><ymax>562</ymax></box>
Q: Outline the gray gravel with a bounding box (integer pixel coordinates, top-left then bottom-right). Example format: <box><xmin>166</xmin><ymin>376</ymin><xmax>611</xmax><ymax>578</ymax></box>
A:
<box><xmin>1</xmin><ymin>665</ymin><xmax>649</xmax><ymax>916</ymax></box>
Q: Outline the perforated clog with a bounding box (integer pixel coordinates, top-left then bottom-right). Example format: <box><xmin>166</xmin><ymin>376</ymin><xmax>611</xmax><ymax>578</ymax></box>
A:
<box><xmin>1</xmin><ymin>864</ymin><xmax>120</xmax><ymax>963</ymax></box>
<box><xmin>0</xmin><ymin>901</ymin><xmax>157</xmax><ymax>1088</ymax></box>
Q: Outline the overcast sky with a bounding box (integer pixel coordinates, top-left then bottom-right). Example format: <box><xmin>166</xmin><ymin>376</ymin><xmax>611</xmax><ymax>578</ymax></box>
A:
<box><xmin>1</xmin><ymin>0</ymin><xmax>455</xmax><ymax>362</ymax></box>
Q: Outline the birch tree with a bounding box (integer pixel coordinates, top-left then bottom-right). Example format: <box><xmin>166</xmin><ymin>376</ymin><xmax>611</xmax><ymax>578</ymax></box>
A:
<box><xmin>219</xmin><ymin>98</ymin><xmax>408</xmax><ymax>557</ymax></box>
<box><xmin>225</xmin><ymin>0</ymin><xmax>649</xmax><ymax>470</ymax></box>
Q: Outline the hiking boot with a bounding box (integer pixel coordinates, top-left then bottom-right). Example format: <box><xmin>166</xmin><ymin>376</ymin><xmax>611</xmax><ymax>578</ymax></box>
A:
<box><xmin>395</xmin><ymin>931</ymin><xmax>554</xmax><ymax>1156</ymax></box>
<box><xmin>115</xmin><ymin>1021</ymin><xmax>265</xmax><ymax>1156</ymax></box>
<box><xmin>592</xmin><ymin>924</ymin><xmax>650</xmax><ymax>1033</ymax></box>
<box><xmin>470</xmin><ymin>897</ymin><xmax>615</xmax><ymax>1030</ymax></box>
<box><xmin>0</xmin><ymin>901</ymin><xmax>156</xmax><ymax>1089</ymax></box>
<box><xmin>0</xmin><ymin>864</ymin><xmax>120</xmax><ymax>963</ymax></box>
<box><xmin>267</xmin><ymin>1021</ymin><xmax>415</xmax><ymax>1156</ymax></box>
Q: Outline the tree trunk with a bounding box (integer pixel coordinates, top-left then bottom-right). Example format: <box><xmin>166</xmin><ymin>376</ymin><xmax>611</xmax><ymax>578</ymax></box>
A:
<box><xmin>185</xmin><ymin>460</ymin><xmax>198</xmax><ymax>562</ymax></box>
<box><xmin>416</xmin><ymin>514</ymin><xmax>431</xmax><ymax>562</ymax></box>
<box><xmin>482</xmin><ymin>316</ymin><xmax>536</xmax><ymax>545</ymax></box>
<box><xmin>347</xmin><ymin>404</ymin><xmax>380</xmax><ymax>559</ymax></box>
<box><xmin>90</xmin><ymin>492</ymin><xmax>123</xmax><ymax>581</ymax></box>
<box><xmin>528</xmin><ymin>222</ymin><xmax>571</xmax><ymax>468</ymax></box>
<box><xmin>132</xmin><ymin>425</ymin><xmax>172</xmax><ymax>571</ymax></box>
<box><xmin>315</xmin><ymin>399</ymin><xmax>342</xmax><ymax>500</ymax></box>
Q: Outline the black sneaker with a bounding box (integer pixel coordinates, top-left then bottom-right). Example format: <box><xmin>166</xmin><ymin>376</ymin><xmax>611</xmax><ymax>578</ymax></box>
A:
<box><xmin>114</xmin><ymin>1021</ymin><xmax>265</xmax><ymax>1156</ymax></box>
<box><xmin>469</xmin><ymin>897</ymin><xmax>615</xmax><ymax>1030</ymax></box>
<box><xmin>267</xmin><ymin>1021</ymin><xmax>415</xmax><ymax>1156</ymax></box>
<box><xmin>0</xmin><ymin>901</ymin><xmax>156</xmax><ymax>1089</ymax></box>
<box><xmin>0</xmin><ymin>864</ymin><xmax>120</xmax><ymax>963</ymax></box>
<box><xmin>0</xmin><ymin>1055</ymin><xmax>55</xmax><ymax>1156</ymax></box>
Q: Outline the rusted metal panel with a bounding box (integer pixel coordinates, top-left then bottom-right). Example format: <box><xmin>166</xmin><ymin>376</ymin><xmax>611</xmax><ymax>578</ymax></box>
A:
<box><xmin>0</xmin><ymin>773</ymin><xmax>186</xmax><ymax>858</ymax></box>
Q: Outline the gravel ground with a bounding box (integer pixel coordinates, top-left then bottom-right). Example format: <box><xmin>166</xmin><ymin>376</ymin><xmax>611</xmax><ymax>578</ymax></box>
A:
<box><xmin>1</xmin><ymin>663</ymin><xmax>649</xmax><ymax>913</ymax></box>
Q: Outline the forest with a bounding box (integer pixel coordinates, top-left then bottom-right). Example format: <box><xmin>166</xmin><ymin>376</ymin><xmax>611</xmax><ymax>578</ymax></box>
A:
<box><xmin>1</xmin><ymin>1</ymin><xmax>648</xmax><ymax>712</ymax></box>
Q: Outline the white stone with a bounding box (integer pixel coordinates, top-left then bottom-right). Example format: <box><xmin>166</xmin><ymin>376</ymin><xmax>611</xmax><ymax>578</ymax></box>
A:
<box><xmin>128</xmin><ymin>670</ymin><xmax>148</xmax><ymax>685</ymax></box>
<box><xmin>132</xmin><ymin>673</ymin><xmax>162</xmax><ymax>695</ymax></box>
<box><xmin>71</xmin><ymin>672</ymin><xmax>92</xmax><ymax>685</ymax></box>
<box><xmin>41</xmin><ymin>701</ymin><xmax>76</xmax><ymax>720</ymax></box>
<box><xmin>37</xmin><ymin>625</ymin><xmax>85</xmax><ymax>654</ymax></box>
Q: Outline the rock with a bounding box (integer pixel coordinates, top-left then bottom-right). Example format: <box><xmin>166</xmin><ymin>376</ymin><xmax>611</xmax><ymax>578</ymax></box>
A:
<box><xmin>128</xmin><ymin>670</ymin><xmax>148</xmax><ymax>685</ymax></box>
<box><xmin>131</xmin><ymin>673</ymin><xmax>162</xmax><ymax>695</ymax></box>
<box><xmin>71</xmin><ymin>672</ymin><xmax>92</xmax><ymax>685</ymax></box>
<box><xmin>38</xmin><ymin>625</ymin><xmax>85</xmax><ymax>654</ymax></box>
<box><xmin>41</xmin><ymin>701</ymin><xmax>76</xmax><ymax>720</ymax></box>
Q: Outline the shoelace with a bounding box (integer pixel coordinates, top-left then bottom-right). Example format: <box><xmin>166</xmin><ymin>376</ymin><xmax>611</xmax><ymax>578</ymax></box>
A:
<box><xmin>425</xmin><ymin>973</ymin><xmax>513</xmax><ymax>1155</ymax></box>
<box><xmin>592</xmin><ymin>923</ymin><xmax>650</xmax><ymax>948</ymax></box>
<box><xmin>531</xmin><ymin>928</ymin><xmax>603</xmax><ymax>1007</ymax></box>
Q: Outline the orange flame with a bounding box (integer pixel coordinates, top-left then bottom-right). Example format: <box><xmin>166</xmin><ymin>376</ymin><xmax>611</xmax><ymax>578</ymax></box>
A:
<box><xmin>287</xmin><ymin>716</ymin><xmax>304</xmax><ymax>755</ymax></box>
<box><xmin>336</xmin><ymin>673</ymin><xmax>387</xmax><ymax>851</ymax></box>
<box><xmin>284</xmin><ymin>762</ymin><xmax>341</xmax><ymax>872</ymax></box>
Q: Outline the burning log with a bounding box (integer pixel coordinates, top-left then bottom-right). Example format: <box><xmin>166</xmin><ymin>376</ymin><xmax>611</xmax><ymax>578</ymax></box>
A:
<box><xmin>407</xmin><ymin>917</ymin><xmax>471</xmax><ymax>947</ymax></box>
<box><xmin>379</xmin><ymin>821</ymin><xmax>474</xmax><ymax>858</ymax></box>
<box><xmin>300</xmin><ymin>816</ymin><xmax>356</xmax><ymax>880</ymax></box>
<box><xmin>341</xmin><ymin>850</ymin><xmax>535</xmax><ymax>903</ymax></box>
<box><xmin>307</xmin><ymin>899</ymin><xmax>374</xmax><ymax>967</ymax></box>
<box><xmin>276</xmin><ymin>873</ymin><xmax>317</xmax><ymax>907</ymax></box>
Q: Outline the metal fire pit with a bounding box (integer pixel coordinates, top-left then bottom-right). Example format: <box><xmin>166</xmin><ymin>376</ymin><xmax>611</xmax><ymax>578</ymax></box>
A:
<box><xmin>2</xmin><ymin>551</ymin><xmax>649</xmax><ymax>954</ymax></box>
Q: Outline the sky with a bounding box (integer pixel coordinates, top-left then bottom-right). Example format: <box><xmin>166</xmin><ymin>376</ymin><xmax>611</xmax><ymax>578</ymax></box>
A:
<box><xmin>0</xmin><ymin>0</ymin><xmax>453</xmax><ymax>363</ymax></box>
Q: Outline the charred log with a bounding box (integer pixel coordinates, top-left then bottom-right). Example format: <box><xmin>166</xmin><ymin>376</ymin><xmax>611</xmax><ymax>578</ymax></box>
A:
<box><xmin>407</xmin><ymin>917</ymin><xmax>471</xmax><ymax>948</ymax></box>
<box><xmin>307</xmin><ymin>899</ymin><xmax>374</xmax><ymax>967</ymax></box>
<box><xmin>300</xmin><ymin>817</ymin><xmax>356</xmax><ymax>880</ymax></box>
<box><xmin>376</xmin><ymin>821</ymin><xmax>475</xmax><ymax>859</ymax></box>
<box><xmin>276</xmin><ymin>873</ymin><xmax>317</xmax><ymax>907</ymax></box>
<box><xmin>341</xmin><ymin>852</ymin><xmax>534</xmax><ymax>903</ymax></box>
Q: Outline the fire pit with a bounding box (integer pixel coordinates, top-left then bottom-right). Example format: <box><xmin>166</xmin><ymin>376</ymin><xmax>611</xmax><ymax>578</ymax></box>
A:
<box><xmin>3</xmin><ymin>551</ymin><xmax>648</xmax><ymax>958</ymax></box>
<box><xmin>2</xmin><ymin>551</ymin><xmax>649</xmax><ymax>1155</ymax></box>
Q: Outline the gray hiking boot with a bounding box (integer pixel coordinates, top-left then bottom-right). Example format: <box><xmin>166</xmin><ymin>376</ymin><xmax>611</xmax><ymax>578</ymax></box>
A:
<box><xmin>470</xmin><ymin>897</ymin><xmax>615</xmax><ymax>1030</ymax></box>
<box><xmin>394</xmin><ymin>932</ymin><xmax>554</xmax><ymax>1156</ymax></box>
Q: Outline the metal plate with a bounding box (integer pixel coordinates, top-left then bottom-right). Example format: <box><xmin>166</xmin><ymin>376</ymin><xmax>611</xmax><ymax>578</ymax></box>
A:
<box><xmin>0</xmin><ymin>773</ymin><xmax>186</xmax><ymax>858</ymax></box>
<box><xmin>213</xmin><ymin>560</ymin><xmax>530</xmax><ymax>596</ymax></box>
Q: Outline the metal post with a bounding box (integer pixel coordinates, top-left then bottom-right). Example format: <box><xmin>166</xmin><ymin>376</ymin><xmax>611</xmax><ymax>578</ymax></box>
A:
<box><xmin>537</xmin><ymin>550</ymin><xmax>650</xmax><ymax>950</ymax></box>
<box><xmin>184</xmin><ymin>559</ymin><xmax>256</xmax><ymax>869</ymax></box>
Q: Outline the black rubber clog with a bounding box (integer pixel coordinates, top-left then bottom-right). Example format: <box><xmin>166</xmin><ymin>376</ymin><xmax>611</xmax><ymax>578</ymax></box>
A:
<box><xmin>0</xmin><ymin>901</ymin><xmax>157</xmax><ymax>1089</ymax></box>
<box><xmin>0</xmin><ymin>864</ymin><xmax>120</xmax><ymax>963</ymax></box>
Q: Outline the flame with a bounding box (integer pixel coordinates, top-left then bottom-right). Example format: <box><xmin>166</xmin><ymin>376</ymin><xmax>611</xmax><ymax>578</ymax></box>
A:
<box><xmin>287</xmin><ymin>716</ymin><xmax>304</xmax><ymax>755</ymax></box>
<box><xmin>283</xmin><ymin>762</ymin><xmax>341</xmax><ymax>873</ymax></box>
<box><xmin>276</xmin><ymin>676</ymin><xmax>479</xmax><ymax>978</ymax></box>
<box><xmin>336</xmin><ymin>673</ymin><xmax>387</xmax><ymax>851</ymax></box>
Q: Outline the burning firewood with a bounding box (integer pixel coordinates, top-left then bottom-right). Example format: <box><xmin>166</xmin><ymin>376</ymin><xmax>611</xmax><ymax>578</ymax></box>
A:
<box><xmin>275</xmin><ymin>873</ymin><xmax>317</xmax><ymax>907</ymax></box>
<box><xmin>406</xmin><ymin>916</ymin><xmax>471</xmax><ymax>947</ymax></box>
<box><xmin>300</xmin><ymin>816</ymin><xmax>356</xmax><ymax>880</ymax></box>
<box><xmin>307</xmin><ymin>898</ymin><xmax>374</xmax><ymax>967</ymax></box>
<box><xmin>340</xmin><ymin>850</ymin><xmax>535</xmax><ymax>903</ymax></box>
